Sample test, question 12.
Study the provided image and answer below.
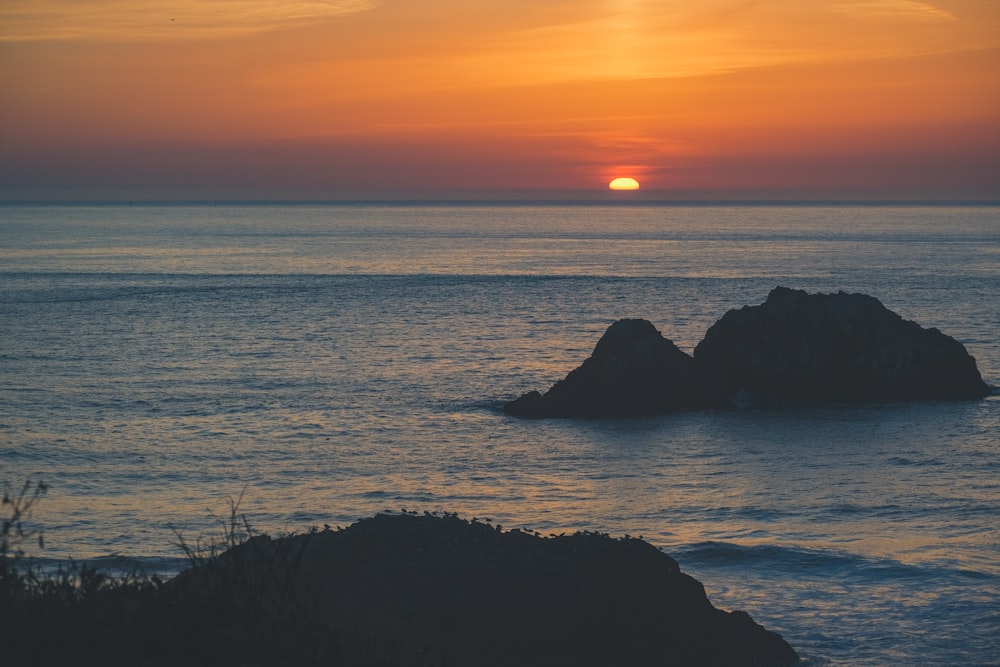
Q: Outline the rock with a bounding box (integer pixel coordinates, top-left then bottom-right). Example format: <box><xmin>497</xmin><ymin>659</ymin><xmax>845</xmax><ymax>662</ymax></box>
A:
<box><xmin>175</xmin><ymin>513</ymin><xmax>799</xmax><ymax>667</ymax></box>
<box><xmin>504</xmin><ymin>288</ymin><xmax>990</xmax><ymax>417</ymax></box>
<box><xmin>694</xmin><ymin>286</ymin><xmax>990</xmax><ymax>405</ymax></box>
<box><xmin>504</xmin><ymin>318</ymin><xmax>720</xmax><ymax>418</ymax></box>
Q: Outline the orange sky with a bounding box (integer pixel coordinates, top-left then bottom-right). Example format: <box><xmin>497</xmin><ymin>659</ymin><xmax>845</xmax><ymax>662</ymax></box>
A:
<box><xmin>1</xmin><ymin>0</ymin><xmax>998</xmax><ymax>200</ymax></box>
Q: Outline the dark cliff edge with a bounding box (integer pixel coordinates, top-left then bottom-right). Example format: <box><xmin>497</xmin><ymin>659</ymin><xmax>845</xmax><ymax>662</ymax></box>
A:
<box><xmin>505</xmin><ymin>287</ymin><xmax>990</xmax><ymax>418</ymax></box>
<box><xmin>170</xmin><ymin>512</ymin><xmax>800</xmax><ymax>667</ymax></box>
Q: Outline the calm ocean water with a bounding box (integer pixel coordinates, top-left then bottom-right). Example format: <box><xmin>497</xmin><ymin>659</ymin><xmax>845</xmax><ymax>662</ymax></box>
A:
<box><xmin>1</xmin><ymin>203</ymin><xmax>998</xmax><ymax>665</ymax></box>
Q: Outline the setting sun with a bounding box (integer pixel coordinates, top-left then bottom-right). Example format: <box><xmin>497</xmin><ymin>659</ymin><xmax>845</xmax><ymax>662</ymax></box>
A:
<box><xmin>0</xmin><ymin>0</ymin><xmax>997</xmax><ymax>199</ymax></box>
<box><xmin>609</xmin><ymin>177</ymin><xmax>640</xmax><ymax>191</ymax></box>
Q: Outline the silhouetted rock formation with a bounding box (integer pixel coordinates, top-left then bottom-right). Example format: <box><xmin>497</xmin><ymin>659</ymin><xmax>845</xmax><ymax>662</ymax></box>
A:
<box><xmin>504</xmin><ymin>318</ymin><xmax>721</xmax><ymax>418</ymax></box>
<box><xmin>504</xmin><ymin>287</ymin><xmax>990</xmax><ymax>417</ymax></box>
<box><xmin>695</xmin><ymin>287</ymin><xmax>990</xmax><ymax>405</ymax></box>
<box><xmin>175</xmin><ymin>513</ymin><xmax>799</xmax><ymax>667</ymax></box>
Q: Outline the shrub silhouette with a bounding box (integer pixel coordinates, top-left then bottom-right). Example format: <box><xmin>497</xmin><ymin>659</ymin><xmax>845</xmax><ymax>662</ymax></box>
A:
<box><xmin>0</xmin><ymin>482</ymin><xmax>798</xmax><ymax>667</ymax></box>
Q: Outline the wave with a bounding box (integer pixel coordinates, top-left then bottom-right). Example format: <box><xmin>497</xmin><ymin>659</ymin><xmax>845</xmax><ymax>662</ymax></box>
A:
<box><xmin>25</xmin><ymin>540</ymin><xmax>987</xmax><ymax>588</ymax></box>
<box><xmin>672</xmin><ymin>541</ymin><xmax>998</xmax><ymax>583</ymax></box>
<box><xmin>12</xmin><ymin>554</ymin><xmax>192</xmax><ymax>578</ymax></box>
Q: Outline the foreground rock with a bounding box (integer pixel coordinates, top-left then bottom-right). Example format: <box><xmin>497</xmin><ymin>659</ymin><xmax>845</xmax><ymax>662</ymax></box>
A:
<box><xmin>505</xmin><ymin>287</ymin><xmax>989</xmax><ymax>417</ymax></box>
<box><xmin>504</xmin><ymin>318</ymin><xmax>723</xmax><ymax>418</ymax></box>
<box><xmin>172</xmin><ymin>513</ymin><xmax>799</xmax><ymax>667</ymax></box>
<box><xmin>695</xmin><ymin>287</ymin><xmax>990</xmax><ymax>405</ymax></box>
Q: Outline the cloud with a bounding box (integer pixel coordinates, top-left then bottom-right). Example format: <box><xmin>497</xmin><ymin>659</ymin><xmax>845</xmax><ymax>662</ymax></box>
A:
<box><xmin>0</xmin><ymin>0</ymin><xmax>379</xmax><ymax>42</ymax></box>
<box><xmin>832</xmin><ymin>0</ymin><xmax>956</xmax><ymax>22</ymax></box>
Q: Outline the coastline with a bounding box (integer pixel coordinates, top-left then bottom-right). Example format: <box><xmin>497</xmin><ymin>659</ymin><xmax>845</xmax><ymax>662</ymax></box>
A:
<box><xmin>3</xmin><ymin>509</ymin><xmax>799</xmax><ymax>666</ymax></box>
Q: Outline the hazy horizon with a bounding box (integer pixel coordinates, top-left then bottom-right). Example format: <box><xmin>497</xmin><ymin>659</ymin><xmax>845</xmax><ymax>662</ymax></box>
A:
<box><xmin>3</xmin><ymin>191</ymin><xmax>1000</xmax><ymax>206</ymax></box>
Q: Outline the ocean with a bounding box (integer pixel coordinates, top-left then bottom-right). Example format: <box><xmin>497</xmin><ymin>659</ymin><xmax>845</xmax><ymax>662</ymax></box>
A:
<box><xmin>1</xmin><ymin>203</ymin><xmax>998</xmax><ymax>665</ymax></box>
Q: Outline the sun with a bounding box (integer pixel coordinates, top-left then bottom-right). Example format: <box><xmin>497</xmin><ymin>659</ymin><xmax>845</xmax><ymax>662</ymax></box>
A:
<box><xmin>609</xmin><ymin>177</ymin><xmax>640</xmax><ymax>191</ymax></box>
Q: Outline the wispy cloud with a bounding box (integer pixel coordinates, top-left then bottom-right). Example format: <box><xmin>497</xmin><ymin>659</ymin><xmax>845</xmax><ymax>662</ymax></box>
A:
<box><xmin>240</xmin><ymin>0</ymin><xmax>991</xmax><ymax>106</ymax></box>
<box><xmin>833</xmin><ymin>0</ymin><xmax>957</xmax><ymax>22</ymax></box>
<box><xmin>0</xmin><ymin>0</ymin><xmax>379</xmax><ymax>42</ymax></box>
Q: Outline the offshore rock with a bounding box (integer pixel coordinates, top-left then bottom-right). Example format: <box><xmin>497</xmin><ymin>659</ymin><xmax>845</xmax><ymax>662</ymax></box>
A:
<box><xmin>503</xmin><ymin>288</ymin><xmax>990</xmax><ymax>418</ymax></box>
<box><xmin>694</xmin><ymin>286</ymin><xmax>991</xmax><ymax>405</ymax></box>
<box><xmin>504</xmin><ymin>318</ymin><xmax>720</xmax><ymax>418</ymax></box>
<box><xmin>174</xmin><ymin>513</ymin><xmax>800</xmax><ymax>667</ymax></box>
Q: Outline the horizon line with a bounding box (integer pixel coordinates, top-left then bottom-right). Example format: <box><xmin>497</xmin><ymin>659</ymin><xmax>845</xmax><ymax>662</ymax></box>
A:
<box><xmin>3</xmin><ymin>201</ymin><xmax>998</xmax><ymax>208</ymax></box>
<box><xmin>3</xmin><ymin>193</ymin><xmax>999</xmax><ymax>207</ymax></box>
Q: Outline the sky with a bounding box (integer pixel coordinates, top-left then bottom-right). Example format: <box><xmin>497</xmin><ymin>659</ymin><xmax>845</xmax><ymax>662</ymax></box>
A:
<box><xmin>1</xmin><ymin>0</ymin><xmax>998</xmax><ymax>201</ymax></box>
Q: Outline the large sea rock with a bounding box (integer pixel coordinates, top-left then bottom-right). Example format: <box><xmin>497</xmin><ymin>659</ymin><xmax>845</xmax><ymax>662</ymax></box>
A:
<box><xmin>504</xmin><ymin>318</ymin><xmax>721</xmax><ymax>418</ymax></box>
<box><xmin>504</xmin><ymin>287</ymin><xmax>990</xmax><ymax>417</ymax></box>
<box><xmin>171</xmin><ymin>512</ymin><xmax>799</xmax><ymax>667</ymax></box>
<box><xmin>695</xmin><ymin>287</ymin><xmax>990</xmax><ymax>405</ymax></box>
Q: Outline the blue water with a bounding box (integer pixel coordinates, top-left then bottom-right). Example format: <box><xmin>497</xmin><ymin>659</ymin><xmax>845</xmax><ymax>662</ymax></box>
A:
<box><xmin>1</xmin><ymin>203</ymin><xmax>998</xmax><ymax>665</ymax></box>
